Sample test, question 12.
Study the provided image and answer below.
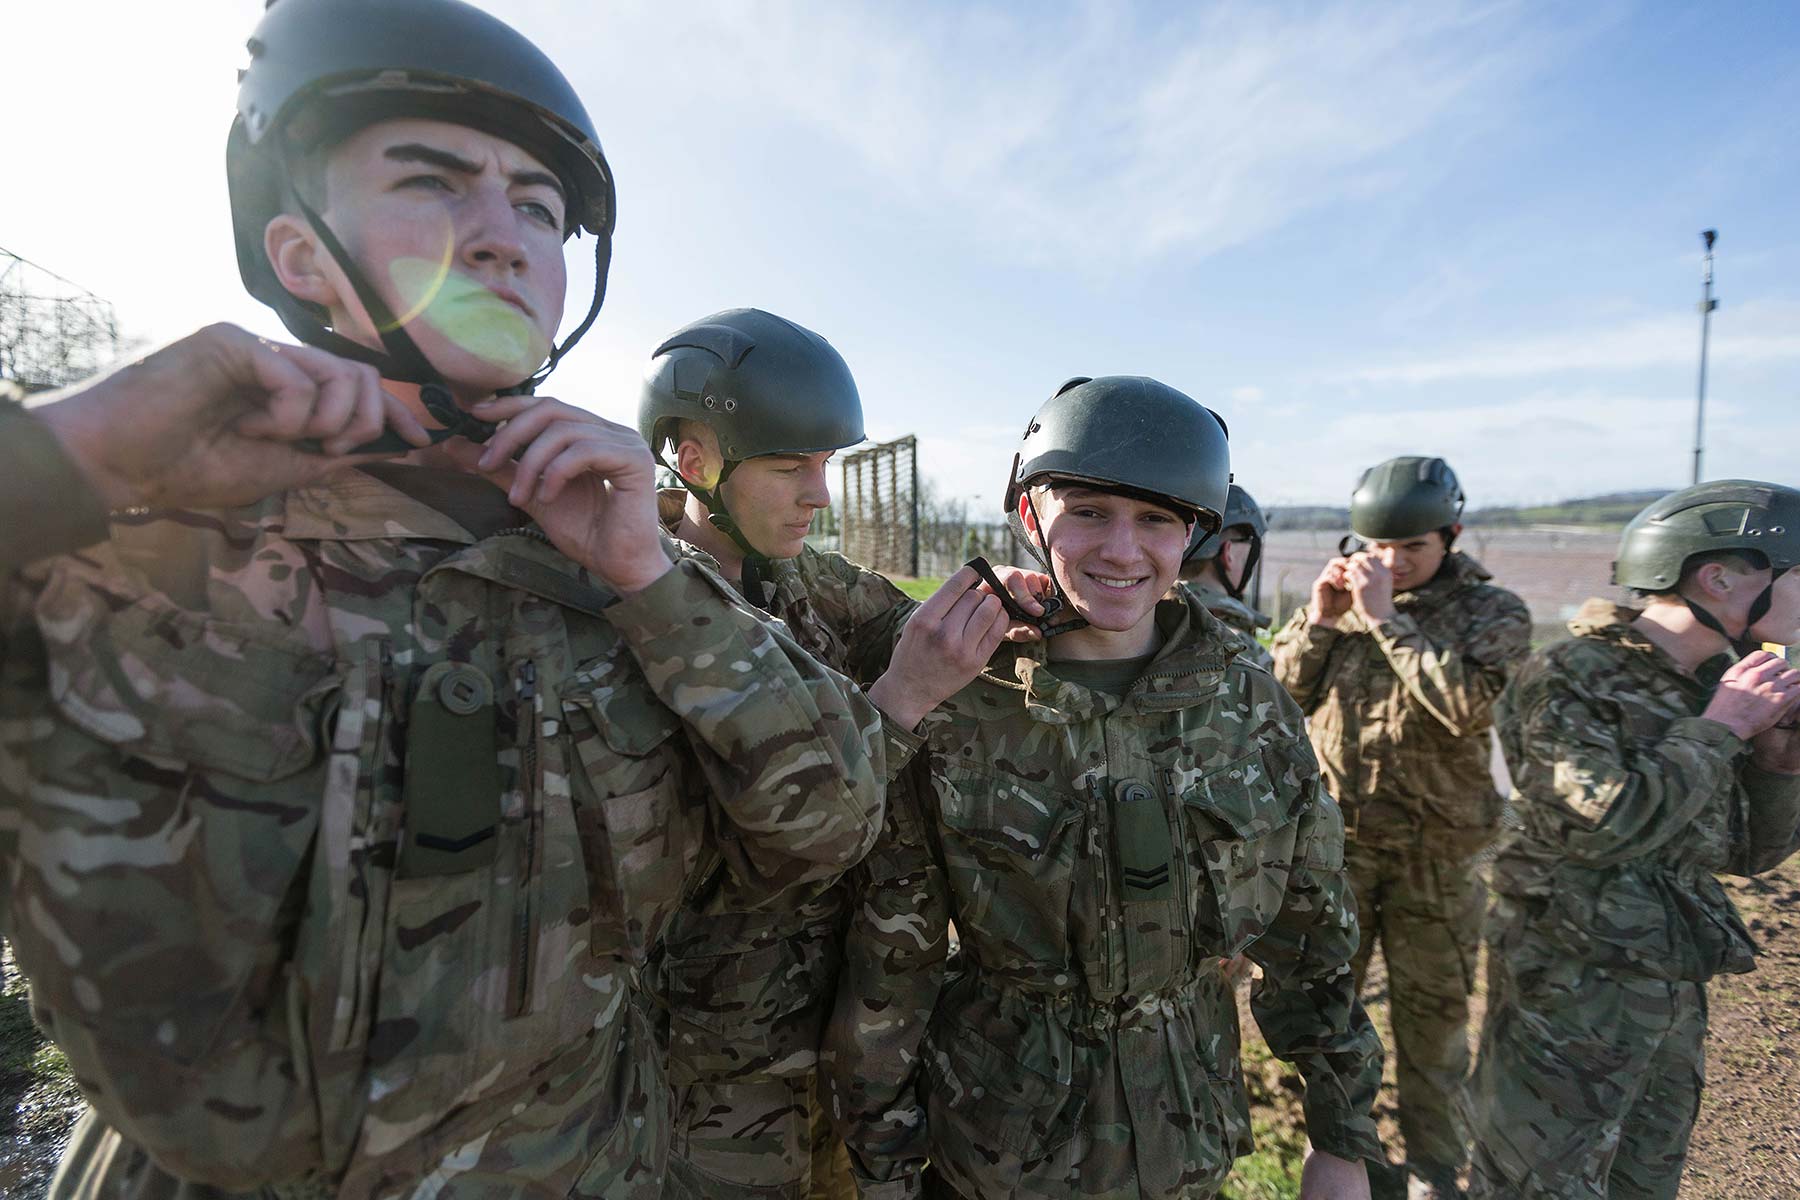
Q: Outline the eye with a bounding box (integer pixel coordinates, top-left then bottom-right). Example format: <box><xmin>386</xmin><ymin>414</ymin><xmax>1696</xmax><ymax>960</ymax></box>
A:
<box><xmin>400</xmin><ymin>173</ymin><xmax>455</xmax><ymax>194</ymax></box>
<box><xmin>516</xmin><ymin>199</ymin><xmax>561</xmax><ymax>227</ymax></box>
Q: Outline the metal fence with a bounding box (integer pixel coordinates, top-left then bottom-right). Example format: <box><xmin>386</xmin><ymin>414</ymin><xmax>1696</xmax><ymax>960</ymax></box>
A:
<box><xmin>840</xmin><ymin>435</ymin><xmax>920</xmax><ymax>577</ymax></box>
<box><xmin>0</xmin><ymin>248</ymin><xmax>124</xmax><ymax>391</ymax></box>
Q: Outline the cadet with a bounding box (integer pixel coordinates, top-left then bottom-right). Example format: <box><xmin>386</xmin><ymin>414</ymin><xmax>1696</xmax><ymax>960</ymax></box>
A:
<box><xmin>828</xmin><ymin>377</ymin><xmax>1384</xmax><ymax>1200</ymax></box>
<box><xmin>639</xmin><ymin>307</ymin><xmax>1047</xmax><ymax>1200</ymax></box>
<box><xmin>1271</xmin><ymin>456</ymin><xmax>1531</xmax><ymax>1198</ymax></box>
<box><xmin>1177</xmin><ymin>483</ymin><xmax>1274</xmax><ymax>670</ymax></box>
<box><xmin>1467</xmin><ymin>481</ymin><xmax>1800</xmax><ymax>1199</ymax></box>
<box><xmin>0</xmin><ymin>2</ymin><xmax>886</xmax><ymax>1196</ymax></box>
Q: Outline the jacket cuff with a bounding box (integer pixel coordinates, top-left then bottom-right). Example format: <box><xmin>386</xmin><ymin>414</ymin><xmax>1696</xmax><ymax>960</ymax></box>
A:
<box><xmin>1</xmin><ymin>406</ymin><xmax>111</xmax><ymax>566</ymax></box>
<box><xmin>880</xmin><ymin>712</ymin><xmax>927</xmax><ymax>783</ymax></box>
<box><xmin>1668</xmin><ymin>716</ymin><xmax>1745</xmax><ymax>755</ymax></box>
<box><xmin>1302</xmin><ymin>1106</ymin><xmax>1386</xmax><ymax>1168</ymax></box>
<box><xmin>1367</xmin><ymin>611</ymin><xmax>1421</xmax><ymax>645</ymax></box>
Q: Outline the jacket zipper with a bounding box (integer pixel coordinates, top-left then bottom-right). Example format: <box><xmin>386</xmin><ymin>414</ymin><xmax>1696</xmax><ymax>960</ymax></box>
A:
<box><xmin>508</xmin><ymin>658</ymin><xmax>539</xmax><ymax>1018</ymax></box>
<box><xmin>1165</xmin><ymin>766</ymin><xmax>1195</xmax><ymax>967</ymax></box>
<box><xmin>1087</xmin><ymin>773</ymin><xmax>1115</xmax><ymax>994</ymax></box>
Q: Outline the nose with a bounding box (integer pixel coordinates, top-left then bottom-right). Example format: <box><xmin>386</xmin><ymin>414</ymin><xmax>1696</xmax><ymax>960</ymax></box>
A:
<box><xmin>460</xmin><ymin>183</ymin><xmax>529</xmax><ymax>273</ymax></box>
<box><xmin>1375</xmin><ymin>545</ymin><xmax>1401</xmax><ymax>569</ymax></box>
<box><xmin>799</xmin><ymin>466</ymin><xmax>831</xmax><ymax>510</ymax></box>
<box><xmin>1096</xmin><ymin>518</ymin><xmax>1145</xmax><ymax>566</ymax></box>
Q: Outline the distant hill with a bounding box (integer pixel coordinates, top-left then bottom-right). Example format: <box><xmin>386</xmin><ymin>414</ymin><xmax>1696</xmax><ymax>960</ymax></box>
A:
<box><xmin>1266</xmin><ymin>488</ymin><xmax>1671</xmax><ymax>532</ymax></box>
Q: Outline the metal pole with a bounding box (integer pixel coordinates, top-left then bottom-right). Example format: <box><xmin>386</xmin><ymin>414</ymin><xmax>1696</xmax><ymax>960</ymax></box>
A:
<box><xmin>1692</xmin><ymin>229</ymin><xmax>1718</xmax><ymax>485</ymax></box>
<box><xmin>909</xmin><ymin>436</ymin><xmax>921</xmax><ymax>577</ymax></box>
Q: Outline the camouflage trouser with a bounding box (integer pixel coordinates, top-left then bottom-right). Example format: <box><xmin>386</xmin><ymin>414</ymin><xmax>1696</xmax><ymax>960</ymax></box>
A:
<box><xmin>662</xmin><ymin>1074</ymin><xmax>854</xmax><ymax>1200</ymax></box>
<box><xmin>1466</xmin><ymin>951</ymin><xmax>1705</xmax><ymax>1200</ymax></box>
<box><xmin>1345</xmin><ymin>839</ymin><xmax>1484</xmax><ymax>1185</ymax></box>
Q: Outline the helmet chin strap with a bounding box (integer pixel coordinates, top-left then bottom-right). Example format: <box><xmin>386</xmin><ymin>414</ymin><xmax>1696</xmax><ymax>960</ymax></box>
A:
<box><xmin>1007</xmin><ymin>490</ymin><xmax>1089</xmax><ymax>638</ymax></box>
<box><xmin>1224</xmin><ymin>534</ymin><xmax>1261</xmax><ymax>603</ymax></box>
<box><xmin>1684</xmin><ymin>588</ymin><xmax>1772</xmax><ymax>657</ymax></box>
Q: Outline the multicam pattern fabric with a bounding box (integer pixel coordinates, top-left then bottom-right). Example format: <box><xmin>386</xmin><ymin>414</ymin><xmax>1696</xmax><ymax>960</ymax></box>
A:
<box><xmin>1175</xmin><ymin>581</ymin><xmax>1273</xmax><ymax>672</ymax></box>
<box><xmin>1467</xmin><ymin>599</ymin><xmax>1800</xmax><ymax>1198</ymax></box>
<box><xmin>1269</xmin><ymin>551</ymin><xmax>1532</xmax><ymax>856</ymax></box>
<box><xmin>825</xmin><ymin>592</ymin><xmax>1384</xmax><ymax>1200</ymax></box>
<box><xmin>1269</xmin><ymin>550</ymin><xmax>1529</xmax><ymax>1185</ymax></box>
<box><xmin>0</xmin><ymin>453</ymin><xmax>886</xmax><ymax>1200</ymax></box>
<box><xmin>658</xmin><ymin>490</ymin><xmax>916</xmax><ymax>1200</ymax></box>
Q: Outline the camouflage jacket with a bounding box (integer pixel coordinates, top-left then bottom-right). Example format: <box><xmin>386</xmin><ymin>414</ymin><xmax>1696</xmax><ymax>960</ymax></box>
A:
<box><xmin>1177</xmin><ymin>580</ymin><xmax>1274</xmax><ymax>672</ymax></box>
<box><xmin>1489</xmin><ymin>599</ymin><xmax>1800</xmax><ymax>983</ymax></box>
<box><xmin>655</xmin><ymin>490</ymin><xmax>917</xmax><ymax>1087</ymax></box>
<box><xmin>1271</xmin><ymin>552</ymin><xmax>1531</xmax><ymax>857</ymax></box>
<box><xmin>825</xmin><ymin>592</ymin><xmax>1384</xmax><ymax>1200</ymax></box>
<box><xmin>0</xmin><ymin>415</ymin><xmax>885</xmax><ymax>1199</ymax></box>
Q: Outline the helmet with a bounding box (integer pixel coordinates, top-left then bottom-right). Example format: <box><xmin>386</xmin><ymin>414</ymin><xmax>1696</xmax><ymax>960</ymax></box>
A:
<box><xmin>639</xmin><ymin>308</ymin><xmax>863</xmax><ymax>561</ymax></box>
<box><xmin>1612</xmin><ymin>481</ymin><xmax>1800</xmax><ymax>592</ymax></box>
<box><xmin>1188</xmin><ymin>484</ymin><xmax>1267</xmax><ymax>561</ymax></box>
<box><xmin>1004</xmin><ymin>376</ymin><xmax>1230</xmax><ymax>537</ymax></box>
<box><xmin>227</xmin><ymin>0</ymin><xmax>616</xmax><ymax>396</ymax></box>
<box><xmin>638</xmin><ymin>308</ymin><xmax>864</xmax><ymax>465</ymax></box>
<box><xmin>1349</xmin><ymin>456</ymin><xmax>1465</xmax><ymax>541</ymax></box>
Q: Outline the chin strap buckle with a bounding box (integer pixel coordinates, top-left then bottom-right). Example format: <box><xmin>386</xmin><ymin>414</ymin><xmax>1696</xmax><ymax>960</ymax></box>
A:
<box><xmin>964</xmin><ymin>556</ymin><xmax>1088</xmax><ymax>639</ymax></box>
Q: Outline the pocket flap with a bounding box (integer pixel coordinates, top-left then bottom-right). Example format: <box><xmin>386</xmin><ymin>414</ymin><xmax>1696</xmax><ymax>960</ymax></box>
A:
<box><xmin>924</xmin><ymin>1023</ymin><xmax>1085</xmax><ymax>1157</ymax></box>
<box><xmin>937</xmin><ymin>763</ymin><xmax>1078</xmax><ymax>860</ymax></box>
<box><xmin>1183</xmin><ymin>748</ymin><xmax>1294</xmax><ymax>839</ymax></box>
<box><xmin>42</xmin><ymin>593</ymin><xmax>331</xmax><ymax>781</ymax></box>
<box><xmin>566</xmin><ymin>684</ymin><xmax>682</xmax><ymax>758</ymax></box>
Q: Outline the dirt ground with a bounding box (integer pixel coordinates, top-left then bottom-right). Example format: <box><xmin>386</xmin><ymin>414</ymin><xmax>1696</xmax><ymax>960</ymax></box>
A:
<box><xmin>1230</xmin><ymin>852</ymin><xmax>1800</xmax><ymax>1199</ymax></box>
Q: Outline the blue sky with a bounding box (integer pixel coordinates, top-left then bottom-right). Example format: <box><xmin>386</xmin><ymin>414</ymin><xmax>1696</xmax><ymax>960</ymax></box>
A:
<box><xmin>5</xmin><ymin>0</ymin><xmax>1797</xmax><ymax>509</ymax></box>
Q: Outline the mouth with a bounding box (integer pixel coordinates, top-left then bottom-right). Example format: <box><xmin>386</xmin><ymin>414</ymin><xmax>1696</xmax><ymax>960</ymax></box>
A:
<box><xmin>484</xmin><ymin>286</ymin><xmax>534</xmax><ymax>318</ymax></box>
<box><xmin>1086</xmin><ymin>572</ymin><xmax>1149</xmax><ymax>593</ymax></box>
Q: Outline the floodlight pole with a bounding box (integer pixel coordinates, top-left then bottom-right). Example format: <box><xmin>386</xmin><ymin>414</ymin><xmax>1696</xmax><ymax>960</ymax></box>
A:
<box><xmin>1692</xmin><ymin>229</ymin><xmax>1718</xmax><ymax>485</ymax></box>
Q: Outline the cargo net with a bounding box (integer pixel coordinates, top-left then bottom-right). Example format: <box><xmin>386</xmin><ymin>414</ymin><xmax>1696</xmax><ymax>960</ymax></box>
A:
<box><xmin>0</xmin><ymin>248</ymin><xmax>125</xmax><ymax>394</ymax></box>
<box><xmin>839</xmin><ymin>435</ymin><xmax>920</xmax><ymax>577</ymax></box>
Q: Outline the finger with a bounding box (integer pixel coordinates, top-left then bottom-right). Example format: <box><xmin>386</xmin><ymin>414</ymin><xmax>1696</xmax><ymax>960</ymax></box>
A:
<box><xmin>467</xmin><ymin>393</ymin><xmax>551</xmax><ymax>424</ymax></box>
<box><xmin>916</xmin><ymin>566</ymin><xmax>985</xmax><ymax>622</ymax></box>
<box><xmin>321</xmin><ymin>364</ymin><xmax>389</xmax><ymax>455</ymax></box>
<box><xmin>970</xmin><ymin>595</ymin><xmax>1012</xmax><ymax>659</ymax></box>
<box><xmin>474</xmin><ymin>397</ymin><xmax>561</xmax><ymax>468</ymax></box>
<box><xmin>508</xmin><ymin>422</ymin><xmax>594</xmax><ymax>507</ymax></box>
<box><xmin>985</xmin><ymin>567</ymin><xmax>1047</xmax><ymax>616</ymax></box>
<box><xmin>941</xmin><ymin>582</ymin><xmax>996</xmax><ymax>641</ymax></box>
<box><xmin>535</xmin><ymin>442</ymin><xmax>611</xmax><ymax>505</ymax></box>
<box><xmin>1002</xmin><ymin>621</ymin><xmax>1044</xmax><ymax>643</ymax></box>
<box><xmin>953</xmin><ymin>593</ymin><xmax>1006</xmax><ymax>655</ymax></box>
<box><xmin>379</xmin><ymin>390</ymin><xmax>433</xmax><ymax>448</ymax></box>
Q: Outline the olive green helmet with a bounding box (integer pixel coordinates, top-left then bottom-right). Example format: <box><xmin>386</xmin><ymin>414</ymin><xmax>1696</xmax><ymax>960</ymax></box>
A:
<box><xmin>1612</xmin><ymin>480</ymin><xmax>1800</xmax><ymax>592</ymax></box>
<box><xmin>639</xmin><ymin>308</ymin><xmax>864</xmax><ymax>560</ymax></box>
<box><xmin>638</xmin><ymin>308</ymin><xmax>864</xmax><ymax>466</ymax></box>
<box><xmin>1349</xmin><ymin>456</ymin><xmax>1465</xmax><ymax>540</ymax></box>
<box><xmin>1004</xmin><ymin>376</ymin><xmax>1231</xmax><ymax>537</ymax></box>
<box><xmin>1188</xmin><ymin>484</ymin><xmax>1267</xmax><ymax>561</ymax></box>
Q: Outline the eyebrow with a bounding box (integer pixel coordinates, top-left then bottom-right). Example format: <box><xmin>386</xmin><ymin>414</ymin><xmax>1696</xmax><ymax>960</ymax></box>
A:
<box><xmin>383</xmin><ymin>142</ymin><xmax>567</xmax><ymax>204</ymax></box>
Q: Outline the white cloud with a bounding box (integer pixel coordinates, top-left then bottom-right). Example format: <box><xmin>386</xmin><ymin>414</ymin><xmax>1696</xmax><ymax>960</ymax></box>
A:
<box><xmin>574</xmin><ymin>0</ymin><xmax>1558</xmax><ymax>270</ymax></box>
<box><xmin>1337</xmin><ymin>300</ymin><xmax>1800</xmax><ymax>385</ymax></box>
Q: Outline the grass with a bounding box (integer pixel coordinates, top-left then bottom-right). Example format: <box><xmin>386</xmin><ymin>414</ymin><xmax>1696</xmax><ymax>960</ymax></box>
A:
<box><xmin>893</xmin><ymin>577</ymin><xmax>945</xmax><ymax>601</ymax></box>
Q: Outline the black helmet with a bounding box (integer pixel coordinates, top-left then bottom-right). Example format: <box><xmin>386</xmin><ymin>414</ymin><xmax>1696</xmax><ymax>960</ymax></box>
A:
<box><xmin>1349</xmin><ymin>456</ymin><xmax>1465</xmax><ymax>541</ymax></box>
<box><xmin>640</xmin><ymin>308</ymin><xmax>864</xmax><ymax>560</ymax></box>
<box><xmin>227</xmin><ymin>0</ymin><xmax>616</xmax><ymax>406</ymax></box>
<box><xmin>1004</xmin><ymin>376</ymin><xmax>1230</xmax><ymax>536</ymax></box>
<box><xmin>638</xmin><ymin>308</ymin><xmax>864</xmax><ymax>465</ymax></box>
<box><xmin>1188</xmin><ymin>484</ymin><xmax>1267</xmax><ymax>561</ymax></box>
<box><xmin>1612</xmin><ymin>481</ymin><xmax>1800</xmax><ymax>592</ymax></box>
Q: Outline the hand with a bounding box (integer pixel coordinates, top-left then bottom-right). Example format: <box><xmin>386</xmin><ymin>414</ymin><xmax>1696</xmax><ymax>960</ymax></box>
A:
<box><xmin>443</xmin><ymin>394</ymin><xmax>671</xmax><ymax>595</ymax></box>
<box><xmin>1309</xmin><ymin>558</ymin><xmax>1353</xmax><ymax>628</ymax></box>
<box><xmin>1703</xmin><ymin>650</ymin><xmax>1800</xmax><ymax>743</ymax></box>
<box><xmin>1749</xmin><ymin>676</ymin><xmax>1800</xmax><ymax>774</ymax></box>
<box><xmin>34</xmin><ymin>323</ymin><xmax>429</xmax><ymax>510</ymax></box>
<box><xmin>1299</xmin><ymin>1150</ymin><xmax>1370</xmax><ymax>1200</ymax></box>
<box><xmin>1342</xmin><ymin>554</ymin><xmax>1396</xmax><ymax>623</ymax></box>
<box><xmin>979</xmin><ymin>563</ymin><xmax>1052</xmax><ymax>642</ymax></box>
<box><xmin>866</xmin><ymin>564</ymin><xmax>1012</xmax><ymax>729</ymax></box>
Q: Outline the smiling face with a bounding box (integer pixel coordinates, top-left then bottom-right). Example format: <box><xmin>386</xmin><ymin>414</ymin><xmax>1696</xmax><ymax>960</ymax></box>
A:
<box><xmin>1367</xmin><ymin>528</ymin><xmax>1452</xmax><ymax>593</ymax></box>
<box><xmin>1022</xmin><ymin>484</ymin><xmax>1193</xmax><ymax>633</ymax></box>
<box><xmin>265</xmin><ymin>117</ymin><xmax>569</xmax><ymax>399</ymax></box>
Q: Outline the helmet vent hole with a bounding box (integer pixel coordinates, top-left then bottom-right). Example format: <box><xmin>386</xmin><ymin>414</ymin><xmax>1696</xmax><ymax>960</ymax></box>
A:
<box><xmin>722</xmin><ymin>398</ymin><xmax>738</xmax><ymax>412</ymax></box>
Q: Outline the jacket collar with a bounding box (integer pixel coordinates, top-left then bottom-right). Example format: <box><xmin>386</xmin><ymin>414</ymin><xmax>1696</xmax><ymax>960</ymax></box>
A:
<box><xmin>281</xmin><ymin>467</ymin><xmax>486</xmax><ymax>544</ymax></box>
<box><xmin>976</xmin><ymin>590</ymin><xmax>1241</xmax><ymax>724</ymax></box>
<box><xmin>1566</xmin><ymin>597</ymin><xmax>1734</xmax><ymax>689</ymax></box>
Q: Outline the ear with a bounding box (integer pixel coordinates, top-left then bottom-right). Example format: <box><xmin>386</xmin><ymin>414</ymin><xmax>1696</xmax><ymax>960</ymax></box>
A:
<box><xmin>674</xmin><ymin>432</ymin><xmax>721</xmax><ymax>490</ymax></box>
<box><xmin>1690</xmin><ymin>560</ymin><xmax>1734</xmax><ymax>600</ymax></box>
<box><xmin>264</xmin><ymin>213</ymin><xmax>345</xmax><ymax>309</ymax></box>
<box><xmin>1016</xmin><ymin>489</ymin><xmax>1039</xmax><ymax>534</ymax></box>
<box><xmin>1448</xmin><ymin>522</ymin><xmax>1464</xmax><ymax>541</ymax></box>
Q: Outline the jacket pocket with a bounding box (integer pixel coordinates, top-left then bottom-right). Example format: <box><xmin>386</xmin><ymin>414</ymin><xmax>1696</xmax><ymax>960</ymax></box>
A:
<box><xmin>923</xmin><ymin>1021</ymin><xmax>1086</xmax><ymax>1192</ymax></box>
<box><xmin>10</xmin><ymin>592</ymin><xmax>332</xmax><ymax>1067</ymax></box>
<box><xmin>663</xmin><ymin>917</ymin><xmax>841</xmax><ymax>1084</ymax></box>
<box><xmin>934</xmin><ymin>761</ymin><xmax>1082</xmax><ymax>967</ymax></box>
<box><xmin>563</xmin><ymin>679</ymin><xmax>698</xmax><ymax>960</ymax></box>
<box><xmin>1180</xmin><ymin>746</ymin><xmax>1302</xmax><ymax>955</ymax></box>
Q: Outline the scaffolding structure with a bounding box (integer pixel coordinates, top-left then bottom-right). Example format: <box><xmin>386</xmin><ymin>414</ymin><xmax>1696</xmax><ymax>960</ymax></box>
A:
<box><xmin>839</xmin><ymin>435</ymin><xmax>920</xmax><ymax>577</ymax></box>
<box><xmin>0</xmin><ymin>248</ymin><xmax>124</xmax><ymax>392</ymax></box>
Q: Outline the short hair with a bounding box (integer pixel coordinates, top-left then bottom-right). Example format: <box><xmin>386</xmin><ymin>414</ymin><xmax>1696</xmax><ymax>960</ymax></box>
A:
<box><xmin>1631</xmin><ymin>549</ymin><xmax>1767</xmax><ymax>600</ymax></box>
